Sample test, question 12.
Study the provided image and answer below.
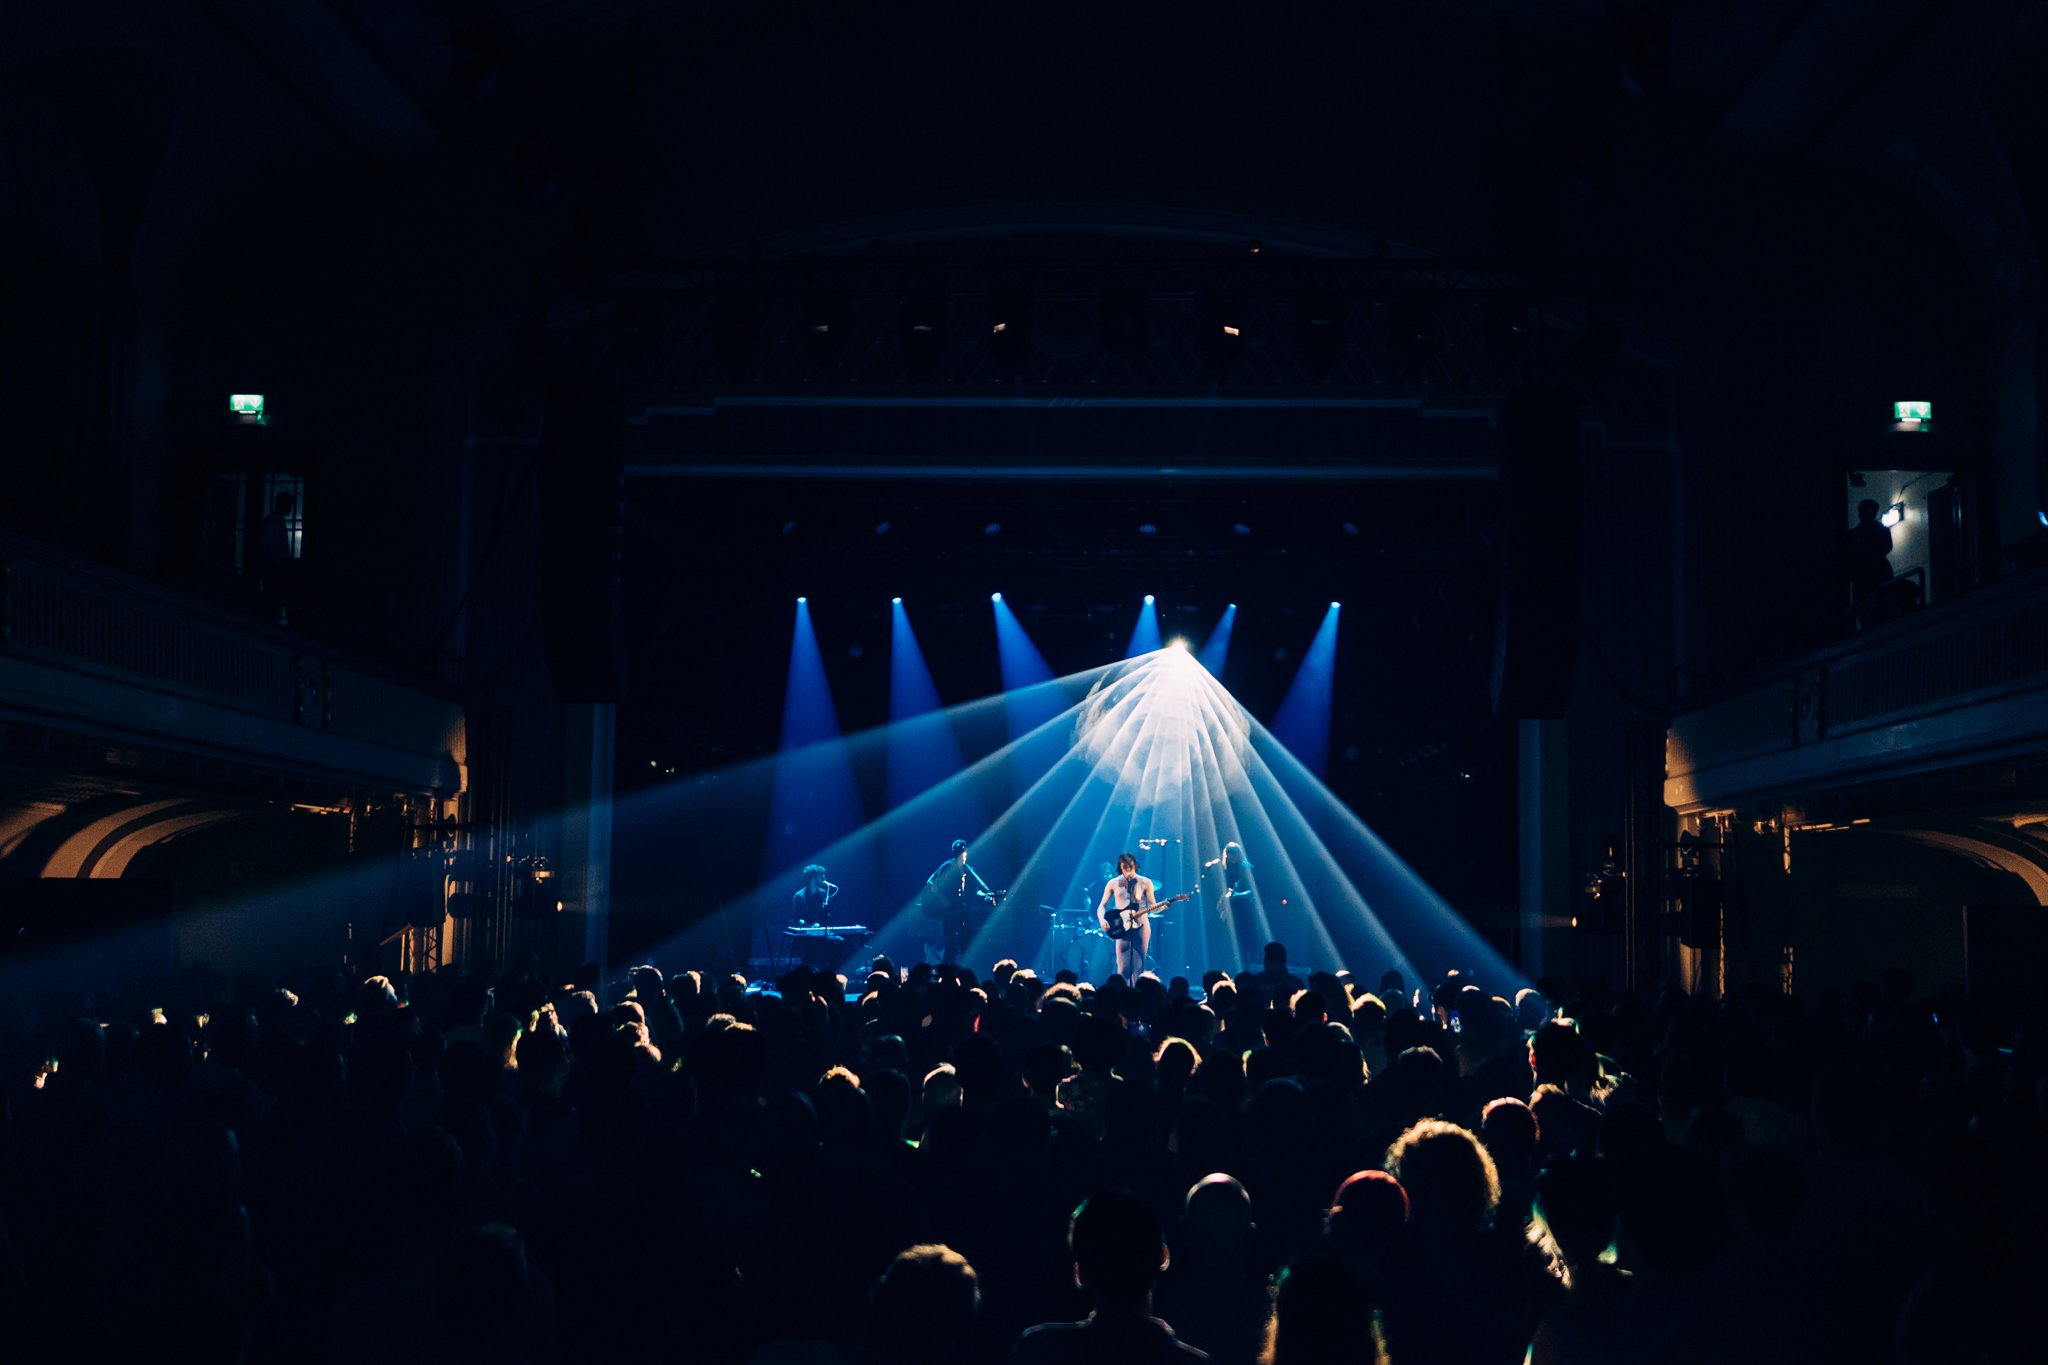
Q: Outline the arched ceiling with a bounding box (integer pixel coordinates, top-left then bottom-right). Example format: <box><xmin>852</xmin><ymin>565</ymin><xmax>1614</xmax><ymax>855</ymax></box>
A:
<box><xmin>11</xmin><ymin>1</ymin><xmax>2043</xmax><ymax>320</ymax></box>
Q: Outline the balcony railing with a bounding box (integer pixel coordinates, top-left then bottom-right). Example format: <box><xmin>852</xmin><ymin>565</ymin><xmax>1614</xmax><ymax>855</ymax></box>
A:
<box><xmin>1</xmin><ymin>532</ymin><xmax>462</xmax><ymax>797</ymax></box>
<box><xmin>1666</xmin><ymin>565</ymin><xmax>2048</xmax><ymax>813</ymax></box>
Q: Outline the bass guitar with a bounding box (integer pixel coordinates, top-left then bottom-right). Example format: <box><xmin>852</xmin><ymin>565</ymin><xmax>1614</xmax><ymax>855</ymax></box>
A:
<box><xmin>1105</xmin><ymin>891</ymin><xmax>1193</xmax><ymax>940</ymax></box>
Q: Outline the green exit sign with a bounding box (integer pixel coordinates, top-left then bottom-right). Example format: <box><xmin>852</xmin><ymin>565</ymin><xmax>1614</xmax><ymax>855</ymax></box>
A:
<box><xmin>229</xmin><ymin>393</ymin><xmax>266</xmax><ymax>424</ymax></box>
<box><xmin>1893</xmin><ymin>400</ymin><xmax>1932</xmax><ymax>422</ymax></box>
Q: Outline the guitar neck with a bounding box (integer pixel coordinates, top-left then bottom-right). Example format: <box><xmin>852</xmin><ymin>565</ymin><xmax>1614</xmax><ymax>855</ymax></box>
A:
<box><xmin>1120</xmin><ymin>892</ymin><xmax>1190</xmax><ymax>917</ymax></box>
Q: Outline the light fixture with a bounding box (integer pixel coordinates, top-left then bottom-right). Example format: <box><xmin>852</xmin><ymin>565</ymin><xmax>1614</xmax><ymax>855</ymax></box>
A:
<box><xmin>874</xmin><ymin>521</ymin><xmax>892</xmax><ymax>535</ymax></box>
<box><xmin>1330</xmin><ymin>601</ymin><xmax>1342</xmax><ymax>609</ymax></box>
<box><xmin>991</xmin><ymin>592</ymin><xmax>1003</xmax><ymax>602</ymax></box>
<box><xmin>797</xmin><ymin>596</ymin><xmax>808</xmax><ymax>604</ymax></box>
<box><xmin>1201</xmin><ymin>291</ymin><xmax>1247</xmax><ymax>377</ymax></box>
<box><xmin>891</xmin><ymin>596</ymin><xmax>902</xmax><ymax>605</ymax></box>
<box><xmin>1233</xmin><ymin>523</ymin><xmax>1251</xmax><ymax>536</ymax></box>
<box><xmin>2038</xmin><ymin>509</ymin><xmax>2048</xmax><ymax>529</ymax></box>
<box><xmin>1138</xmin><ymin>523</ymin><xmax>1158</xmax><ymax>536</ymax></box>
<box><xmin>990</xmin><ymin>287</ymin><xmax>1032</xmax><ymax>376</ymax></box>
<box><xmin>1893</xmin><ymin>401</ymin><xmax>1933</xmax><ymax>423</ymax></box>
<box><xmin>229</xmin><ymin>393</ymin><xmax>266</xmax><ymax>425</ymax></box>
<box><xmin>1144</xmin><ymin>594</ymin><xmax>1156</xmax><ymax>604</ymax></box>
<box><xmin>983</xmin><ymin>522</ymin><xmax>1002</xmax><ymax>535</ymax></box>
<box><xmin>1880</xmin><ymin>503</ymin><xmax>1904</xmax><ymax>528</ymax></box>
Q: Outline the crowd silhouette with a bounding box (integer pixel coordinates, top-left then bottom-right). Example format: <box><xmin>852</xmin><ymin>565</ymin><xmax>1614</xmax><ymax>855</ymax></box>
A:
<box><xmin>0</xmin><ymin>942</ymin><xmax>2043</xmax><ymax>1362</ymax></box>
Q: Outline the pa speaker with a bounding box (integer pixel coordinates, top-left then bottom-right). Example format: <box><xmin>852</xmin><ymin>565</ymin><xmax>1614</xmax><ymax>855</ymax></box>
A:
<box><xmin>1491</xmin><ymin>389</ymin><xmax>1582</xmax><ymax>718</ymax></box>
<box><xmin>541</xmin><ymin>376</ymin><xmax>628</xmax><ymax>703</ymax></box>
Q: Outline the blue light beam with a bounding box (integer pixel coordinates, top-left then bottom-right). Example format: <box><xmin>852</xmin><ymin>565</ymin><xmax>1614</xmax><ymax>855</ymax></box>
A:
<box><xmin>1272</xmin><ymin>602</ymin><xmax>1340</xmax><ymax>777</ymax></box>
<box><xmin>765</xmin><ymin>597</ymin><xmax>866</xmax><ymax>876</ymax></box>
<box><xmin>1198</xmin><ymin>603</ymin><xmax>1237</xmax><ymax>677</ymax></box>
<box><xmin>1126</xmin><ymin>595</ymin><xmax>1162</xmax><ymax>658</ymax></box>
<box><xmin>994</xmin><ymin>593</ymin><xmax>1059</xmax><ymax>743</ymax></box>
<box><xmin>889</xmin><ymin>599</ymin><xmax>978</xmax><ymax>883</ymax></box>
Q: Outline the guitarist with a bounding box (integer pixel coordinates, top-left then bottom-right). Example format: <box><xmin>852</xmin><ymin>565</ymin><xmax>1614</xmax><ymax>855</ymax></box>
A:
<box><xmin>925</xmin><ymin>839</ymin><xmax>994</xmax><ymax>965</ymax></box>
<box><xmin>1096</xmin><ymin>851</ymin><xmax>1157</xmax><ymax>986</ymax></box>
<box><xmin>1211</xmin><ymin>841</ymin><xmax>1258</xmax><ymax>971</ymax></box>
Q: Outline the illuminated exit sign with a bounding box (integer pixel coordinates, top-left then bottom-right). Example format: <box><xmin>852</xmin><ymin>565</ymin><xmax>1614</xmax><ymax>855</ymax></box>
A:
<box><xmin>1893</xmin><ymin>400</ymin><xmax>1932</xmax><ymax>423</ymax></box>
<box><xmin>230</xmin><ymin>393</ymin><xmax>266</xmax><ymax>424</ymax></box>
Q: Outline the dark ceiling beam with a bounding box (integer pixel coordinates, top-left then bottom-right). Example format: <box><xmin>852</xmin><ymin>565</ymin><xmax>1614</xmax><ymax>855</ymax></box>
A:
<box><xmin>624</xmin><ymin>461</ymin><xmax>1498</xmax><ymax>482</ymax></box>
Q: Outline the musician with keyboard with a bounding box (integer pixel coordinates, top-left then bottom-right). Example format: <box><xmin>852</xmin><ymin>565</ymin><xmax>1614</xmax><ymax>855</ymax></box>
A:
<box><xmin>791</xmin><ymin>864</ymin><xmax>837</xmax><ymax>922</ymax></box>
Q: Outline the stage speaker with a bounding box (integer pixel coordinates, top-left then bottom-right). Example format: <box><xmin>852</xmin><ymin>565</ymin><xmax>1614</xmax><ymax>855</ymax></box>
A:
<box><xmin>1491</xmin><ymin>389</ymin><xmax>1582</xmax><ymax>718</ymax></box>
<box><xmin>541</xmin><ymin>376</ymin><xmax>628</xmax><ymax>703</ymax></box>
<box><xmin>396</xmin><ymin>862</ymin><xmax>446</xmax><ymax>930</ymax></box>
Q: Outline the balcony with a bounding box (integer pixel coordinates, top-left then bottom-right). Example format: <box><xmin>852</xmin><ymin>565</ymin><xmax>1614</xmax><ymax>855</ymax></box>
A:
<box><xmin>1666</xmin><ymin>566</ymin><xmax>2048</xmax><ymax>814</ymax></box>
<box><xmin>0</xmin><ymin>531</ymin><xmax>463</xmax><ymax>800</ymax></box>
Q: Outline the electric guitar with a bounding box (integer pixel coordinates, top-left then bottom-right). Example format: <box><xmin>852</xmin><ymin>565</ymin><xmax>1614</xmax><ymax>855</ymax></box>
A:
<box><xmin>1104</xmin><ymin>891</ymin><xmax>1193</xmax><ymax>940</ymax></box>
<box><xmin>919</xmin><ymin>880</ymin><xmax>1008</xmax><ymax>920</ymax></box>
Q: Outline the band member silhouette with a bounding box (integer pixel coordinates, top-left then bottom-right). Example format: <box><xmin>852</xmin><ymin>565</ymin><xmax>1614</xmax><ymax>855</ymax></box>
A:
<box><xmin>925</xmin><ymin>839</ymin><xmax>993</xmax><ymax>964</ymax></box>
<box><xmin>792</xmin><ymin>864</ymin><xmax>836</xmax><ymax>921</ymax></box>
<box><xmin>1210</xmin><ymin>840</ymin><xmax>1258</xmax><ymax>968</ymax></box>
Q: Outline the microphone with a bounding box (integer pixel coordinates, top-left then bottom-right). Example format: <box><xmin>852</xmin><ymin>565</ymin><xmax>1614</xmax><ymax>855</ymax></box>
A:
<box><xmin>1203</xmin><ymin>858</ymin><xmax>1221</xmax><ymax>867</ymax></box>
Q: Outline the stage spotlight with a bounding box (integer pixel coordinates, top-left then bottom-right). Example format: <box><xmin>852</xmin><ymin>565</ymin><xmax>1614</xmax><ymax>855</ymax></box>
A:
<box><xmin>875</xmin><ymin>521</ymin><xmax>892</xmax><ymax>535</ymax></box>
<box><xmin>1127</xmin><ymin>593</ymin><xmax>1162</xmax><ymax>657</ymax></box>
<box><xmin>991</xmin><ymin>592</ymin><xmax>1003</xmax><ymax>602</ymax></box>
<box><xmin>797</xmin><ymin>596</ymin><xmax>807</xmax><ymax>604</ymax></box>
<box><xmin>1331</xmin><ymin>601</ymin><xmax>1341</xmax><ymax>609</ymax></box>
<box><xmin>984</xmin><ymin>523</ymin><xmax>1002</xmax><ymax>535</ymax></box>
<box><xmin>1168</xmin><ymin>637</ymin><xmax>1190</xmax><ymax>651</ymax></box>
<box><xmin>2038</xmin><ymin>509</ymin><xmax>2048</xmax><ymax>528</ymax></box>
<box><xmin>892</xmin><ymin>596</ymin><xmax>903</xmax><ymax>605</ymax></box>
<box><xmin>1138</xmin><ymin>523</ymin><xmax>1158</xmax><ymax>536</ymax></box>
<box><xmin>1233</xmin><ymin>523</ymin><xmax>1252</xmax><ymax>536</ymax></box>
